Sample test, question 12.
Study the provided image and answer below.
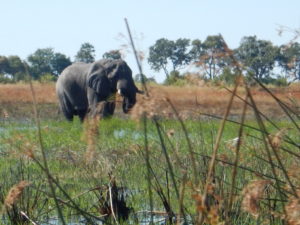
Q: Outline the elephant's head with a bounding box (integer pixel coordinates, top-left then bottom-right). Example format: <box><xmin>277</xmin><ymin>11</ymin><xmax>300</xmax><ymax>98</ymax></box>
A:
<box><xmin>87</xmin><ymin>59</ymin><xmax>142</xmax><ymax>114</ymax></box>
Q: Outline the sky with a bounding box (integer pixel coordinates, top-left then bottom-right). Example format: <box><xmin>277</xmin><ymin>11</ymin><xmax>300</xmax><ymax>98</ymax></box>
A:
<box><xmin>1</xmin><ymin>0</ymin><xmax>300</xmax><ymax>82</ymax></box>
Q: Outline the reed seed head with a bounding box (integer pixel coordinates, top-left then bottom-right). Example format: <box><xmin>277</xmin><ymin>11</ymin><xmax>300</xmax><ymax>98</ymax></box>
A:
<box><xmin>285</xmin><ymin>191</ymin><xmax>300</xmax><ymax>225</ymax></box>
<box><xmin>4</xmin><ymin>181</ymin><xmax>30</xmax><ymax>209</ymax></box>
<box><xmin>241</xmin><ymin>179</ymin><xmax>272</xmax><ymax>218</ymax></box>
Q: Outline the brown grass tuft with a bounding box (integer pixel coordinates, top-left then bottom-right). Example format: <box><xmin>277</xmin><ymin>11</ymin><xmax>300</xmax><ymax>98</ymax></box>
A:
<box><xmin>167</xmin><ymin>129</ymin><xmax>175</xmax><ymax>138</ymax></box>
<box><xmin>4</xmin><ymin>181</ymin><xmax>30</xmax><ymax>209</ymax></box>
<box><xmin>192</xmin><ymin>187</ymin><xmax>223</xmax><ymax>225</ymax></box>
<box><xmin>285</xmin><ymin>191</ymin><xmax>300</xmax><ymax>225</ymax></box>
<box><xmin>241</xmin><ymin>179</ymin><xmax>272</xmax><ymax>218</ymax></box>
<box><xmin>130</xmin><ymin>87</ymin><xmax>171</xmax><ymax>120</ymax></box>
<box><xmin>83</xmin><ymin>116</ymin><xmax>100</xmax><ymax>164</ymax></box>
<box><xmin>0</xmin><ymin>83</ymin><xmax>56</xmax><ymax>104</ymax></box>
<box><xmin>268</xmin><ymin>128</ymin><xmax>291</xmax><ymax>149</ymax></box>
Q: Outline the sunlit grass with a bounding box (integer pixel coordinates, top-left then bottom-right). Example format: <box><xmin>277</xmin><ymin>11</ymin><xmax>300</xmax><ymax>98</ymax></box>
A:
<box><xmin>1</xmin><ymin>116</ymin><xmax>299</xmax><ymax>224</ymax></box>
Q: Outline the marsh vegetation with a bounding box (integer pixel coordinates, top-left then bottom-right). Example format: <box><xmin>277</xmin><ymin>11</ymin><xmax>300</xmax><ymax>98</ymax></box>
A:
<box><xmin>1</xmin><ymin>77</ymin><xmax>300</xmax><ymax>224</ymax></box>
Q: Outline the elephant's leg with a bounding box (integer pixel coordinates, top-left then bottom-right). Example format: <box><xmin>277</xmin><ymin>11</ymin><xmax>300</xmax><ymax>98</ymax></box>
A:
<box><xmin>62</xmin><ymin>108</ymin><xmax>74</xmax><ymax>121</ymax></box>
<box><xmin>103</xmin><ymin>101</ymin><xmax>116</xmax><ymax>117</ymax></box>
<box><xmin>78</xmin><ymin>109</ymin><xmax>88</xmax><ymax>122</ymax></box>
<box><xmin>58</xmin><ymin>94</ymin><xmax>74</xmax><ymax>121</ymax></box>
<box><xmin>106</xmin><ymin>101</ymin><xmax>116</xmax><ymax>115</ymax></box>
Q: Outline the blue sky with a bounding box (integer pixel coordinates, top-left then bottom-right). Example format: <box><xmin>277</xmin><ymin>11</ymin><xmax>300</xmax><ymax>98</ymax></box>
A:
<box><xmin>1</xmin><ymin>0</ymin><xmax>300</xmax><ymax>82</ymax></box>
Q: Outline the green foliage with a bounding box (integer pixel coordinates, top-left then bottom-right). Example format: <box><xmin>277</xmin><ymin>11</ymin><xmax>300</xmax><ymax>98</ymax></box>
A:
<box><xmin>27</xmin><ymin>48</ymin><xmax>71</xmax><ymax>79</ymax></box>
<box><xmin>148</xmin><ymin>38</ymin><xmax>191</xmax><ymax>80</ymax></box>
<box><xmin>194</xmin><ymin>34</ymin><xmax>229</xmax><ymax>80</ymax></box>
<box><xmin>74</xmin><ymin>42</ymin><xmax>95</xmax><ymax>63</ymax></box>
<box><xmin>0</xmin><ymin>56</ymin><xmax>9</xmax><ymax>73</ymax></box>
<box><xmin>39</xmin><ymin>73</ymin><xmax>57</xmax><ymax>83</ymax></box>
<box><xmin>27</xmin><ymin>48</ymin><xmax>55</xmax><ymax>79</ymax></box>
<box><xmin>236</xmin><ymin>36</ymin><xmax>279</xmax><ymax>80</ymax></box>
<box><xmin>277</xmin><ymin>42</ymin><xmax>300</xmax><ymax>81</ymax></box>
<box><xmin>51</xmin><ymin>53</ymin><xmax>72</xmax><ymax>76</ymax></box>
<box><xmin>0</xmin><ymin>73</ymin><xmax>14</xmax><ymax>83</ymax></box>
<box><xmin>170</xmin><ymin>38</ymin><xmax>192</xmax><ymax>70</ymax></box>
<box><xmin>147</xmin><ymin>35</ymin><xmax>294</xmax><ymax>86</ymax></box>
<box><xmin>189</xmin><ymin>39</ymin><xmax>202</xmax><ymax>60</ymax></box>
<box><xmin>134</xmin><ymin>73</ymin><xmax>156</xmax><ymax>83</ymax></box>
<box><xmin>273</xmin><ymin>76</ymin><xmax>289</xmax><ymax>86</ymax></box>
<box><xmin>260</xmin><ymin>76</ymin><xmax>288</xmax><ymax>86</ymax></box>
<box><xmin>216</xmin><ymin>67</ymin><xmax>238</xmax><ymax>85</ymax></box>
<box><xmin>148</xmin><ymin>38</ymin><xmax>173</xmax><ymax>77</ymax></box>
<box><xmin>164</xmin><ymin>70</ymin><xmax>186</xmax><ymax>86</ymax></box>
<box><xmin>0</xmin><ymin>55</ymin><xmax>26</xmax><ymax>82</ymax></box>
<box><xmin>7</xmin><ymin>56</ymin><xmax>25</xmax><ymax>76</ymax></box>
<box><xmin>103</xmin><ymin>50</ymin><xmax>122</xmax><ymax>60</ymax></box>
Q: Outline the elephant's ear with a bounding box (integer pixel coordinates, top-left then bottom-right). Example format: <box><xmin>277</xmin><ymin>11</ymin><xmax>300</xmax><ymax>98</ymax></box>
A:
<box><xmin>88</xmin><ymin>74</ymin><xmax>111</xmax><ymax>99</ymax></box>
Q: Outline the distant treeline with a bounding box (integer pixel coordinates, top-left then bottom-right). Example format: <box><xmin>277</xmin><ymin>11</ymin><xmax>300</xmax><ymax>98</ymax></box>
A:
<box><xmin>0</xmin><ymin>35</ymin><xmax>299</xmax><ymax>85</ymax></box>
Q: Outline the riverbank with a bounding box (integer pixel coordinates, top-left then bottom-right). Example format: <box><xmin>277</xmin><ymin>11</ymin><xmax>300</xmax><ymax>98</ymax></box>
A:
<box><xmin>1</xmin><ymin>82</ymin><xmax>300</xmax><ymax>120</ymax></box>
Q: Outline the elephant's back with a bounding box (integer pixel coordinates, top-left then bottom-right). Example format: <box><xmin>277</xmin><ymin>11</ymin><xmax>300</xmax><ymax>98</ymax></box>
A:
<box><xmin>59</xmin><ymin>62</ymin><xmax>90</xmax><ymax>81</ymax></box>
<box><xmin>56</xmin><ymin>62</ymin><xmax>91</xmax><ymax>109</ymax></box>
<box><xmin>57</xmin><ymin>63</ymin><xmax>91</xmax><ymax>90</ymax></box>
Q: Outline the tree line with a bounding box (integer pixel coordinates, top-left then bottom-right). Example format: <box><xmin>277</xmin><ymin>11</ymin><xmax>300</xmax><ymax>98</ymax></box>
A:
<box><xmin>0</xmin><ymin>43</ymin><xmax>97</xmax><ymax>83</ymax></box>
<box><xmin>148</xmin><ymin>35</ymin><xmax>300</xmax><ymax>85</ymax></box>
<box><xmin>0</xmin><ymin>35</ymin><xmax>299</xmax><ymax>85</ymax></box>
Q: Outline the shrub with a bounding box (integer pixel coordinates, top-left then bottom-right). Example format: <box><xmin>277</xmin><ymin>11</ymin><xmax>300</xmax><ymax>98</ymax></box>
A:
<box><xmin>0</xmin><ymin>74</ymin><xmax>15</xmax><ymax>83</ymax></box>
<box><xmin>273</xmin><ymin>76</ymin><xmax>288</xmax><ymax>86</ymax></box>
<box><xmin>39</xmin><ymin>73</ymin><xmax>57</xmax><ymax>83</ymax></box>
<box><xmin>134</xmin><ymin>73</ymin><xmax>157</xmax><ymax>84</ymax></box>
<box><xmin>164</xmin><ymin>70</ymin><xmax>187</xmax><ymax>86</ymax></box>
<box><xmin>216</xmin><ymin>67</ymin><xmax>238</xmax><ymax>85</ymax></box>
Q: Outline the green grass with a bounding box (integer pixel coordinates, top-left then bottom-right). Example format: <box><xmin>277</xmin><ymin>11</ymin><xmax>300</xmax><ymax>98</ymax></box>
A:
<box><xmin>0</xmin><ymin>116</ymin><xmax>299</xmax><ymax>224</ymax></box>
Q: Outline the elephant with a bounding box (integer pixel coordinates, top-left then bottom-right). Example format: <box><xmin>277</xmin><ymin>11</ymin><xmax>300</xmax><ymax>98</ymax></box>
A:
<box><xmin>56</xmin><ymin>59</ymin><xmax>142</xmax><ymax>121</ymax></box>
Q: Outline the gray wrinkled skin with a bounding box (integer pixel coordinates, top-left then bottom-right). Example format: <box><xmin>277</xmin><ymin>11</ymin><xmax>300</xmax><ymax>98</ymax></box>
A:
<box><xmin>56</xmin><ymin>59</ymin><xmax>140</xmax><ymax>121</ymax></box>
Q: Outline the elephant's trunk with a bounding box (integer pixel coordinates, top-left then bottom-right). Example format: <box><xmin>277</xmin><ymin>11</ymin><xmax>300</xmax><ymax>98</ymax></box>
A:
<box><xmin>117</xmin><ymin>79</ymin><xmax>137</xmax><ymax>113</ymax></box>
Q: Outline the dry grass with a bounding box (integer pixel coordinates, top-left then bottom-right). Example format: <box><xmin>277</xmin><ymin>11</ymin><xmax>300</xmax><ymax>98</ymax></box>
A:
<box><xmin>1</xmin><ymin>82</ymin><xmax>300</xmax><ymax>118</ymax></box>
<box><xmin>0</xmin><ymin>83</ymin><xmax>56</xmax><ymax>104</ymax></box>
<box><xmin>241</xmin><ymin>179</ymin><xmax>272</xmax><ymax>218</ymax></box>
<box><xmin>3</xmin><ymin>181</ymin><xmax>30</xmax><ymax>209</ymax></box>
<box><xmin>135</xmin><ymin>83</ymin><xmax>300</xmax><ymax>118</ymax></box>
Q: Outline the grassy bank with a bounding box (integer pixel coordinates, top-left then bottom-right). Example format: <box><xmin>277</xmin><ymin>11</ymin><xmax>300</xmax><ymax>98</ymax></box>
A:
<box><xmin>1</xmin><ymin>115</ymin><xmax>299</xmax><ymax>224</ymax></box>
<box><xmin>1</xmin><ymin>82</ymin><xmax>300</xmax><ymax>120</ymax></box>
<box><xmin>0</xmin><ymin>81</ymin><xmax>300</xmax><ymax>224</ymax></box>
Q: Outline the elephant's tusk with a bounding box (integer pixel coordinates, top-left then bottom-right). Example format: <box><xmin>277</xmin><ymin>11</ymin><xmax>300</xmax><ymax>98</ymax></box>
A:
<box><xmin>117</xmin><ymin>89</ymin><xmax>122</xmax><ymax>95</ymax></box>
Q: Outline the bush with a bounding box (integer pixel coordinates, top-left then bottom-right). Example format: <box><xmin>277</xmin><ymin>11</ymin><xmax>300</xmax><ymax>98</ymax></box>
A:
<box><xmin>243</xmin><ymin>72</ymin><xmax>289</xmax><ymax>87</ymax></box>
<box><xmin>164</xmin><ymin>70</ymin><xmax>187</xmax><ymax>86</ymax></box>
<box><xmin>214</xmin><ymin>67</ymin><xmax>237</xmax><ymax>85</ymax></box>
<box><xmin>0</xmin><ymin>74</ymin><xmax>15</xmax><ymax>83</ymax></box>
<box><xmin>257</xmin><ymin>76</ymin><xmax>288</xmax><ymax>86</ymax></box>
<box><xmin>273</xmin><ymin>76</ymin><xmax>288</xmax><ymax>86</ymax></box>
<box><xmin>134</xmin><ymin>74</ymin><xmax>157</xmax><ymax>84</ymax></box>
<box><xmin>39</xmin><ymin>73</ymin><xmax>57</xmax><ymax>83</ymax></box>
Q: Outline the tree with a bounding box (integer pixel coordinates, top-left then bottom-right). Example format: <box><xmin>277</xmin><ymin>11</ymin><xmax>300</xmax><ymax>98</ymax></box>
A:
<box><xmin>0</xmin><ymin>56</ymin><xmax>9</xmax><ymax>74</ymax></box>
<box><xmin>148</xmin><ymin>38</ymin><xmax>191</xmax><ymax>80</ymax></box>
<box><xmin>189</xmin><ymin>39</ymin><xmax>202</xmax><ymax>61</ymax></box>
<box><xmin>236</xmin><ymin>36</ymin><xmax>278</xmax><ymax>80</ymax></box>
<box><xmin>103</xmin><ymin>50</ymin><xmax>122</xmax><ymax>60</ymax></box>
<box><xmin>75</xmin><ymin>42</ymin><xmax>95</xmax><ymax>63</ymax></box>
<box><xmin>191</xmin><ymin>35</ymin><xmax>228</xmax><ymax>80</ymax></box>
<box><xmin>277</xmin><ymin>42</ymin><xmax>300</xmax><ymax>81</ymax></box>
<box><xmin>7</xmin><ymin>56</ymin><xmax>26</xmax><ymax>81</ymax></box>
<box><xmin>148</xmin><ymin>38</ymin><xmax>173</xmax><ymax>79</ymax></box>
<box><xmin>0</xmin><ymin>55</ymin><xmax>26</xmax><ymax>81</ymax></box>
<box><xmin>27</xmin><ymin>48</ymin><xmax>71</xmax><ymax>80</ymax></box>
<box><xmin>170</xmin><ymin>38</ymin><xmax>192</xmax><ymax>71</ymax></box>
<box><xmin>27</xmin><ymin>48</ymin><xmax>55</xmax><ymax>79</ymax></box>
<box><xmin>51</xmin><ymin>53</ymin><xmax>72</xmax><ymax>76</ymax></box>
